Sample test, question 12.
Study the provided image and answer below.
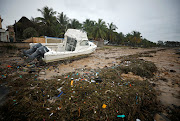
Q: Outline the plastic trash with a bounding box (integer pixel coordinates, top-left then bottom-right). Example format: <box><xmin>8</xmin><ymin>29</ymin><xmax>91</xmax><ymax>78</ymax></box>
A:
<box><xmin>71</xmin><ymin>80</ymin><xmax>73</xmax><ymax>87</ymax></box>
<box><xmin>117</xmin><ymin>115</ymin><xmax>125</xmax><ymax>118</ymax></box>
<box><xmin>102</xmin><ymin>104</ymin><xmax>107</xmax><ymax>108</ymax></box>
<box><xmin>49</xmin><ymin>112</ymin><xmax>53</xmax><ymax>117</ymax></box>
<box><xmin>7</xmin><ymin>65</ymin><xmax>12</xmax><ymax>68</ymax></box>
<box><xmin>57</xmin><ymin>91</ymin><xmax>63</xmax><ymax>97</ymax></box>
<box><xmin>57</xmin><ymin>106</ymin><xmax>61</xmax><ymax>110</ymax></box>
<box><xmin>57</xmin><ymin>87</ymin><xmax>63</xmax><ymax>92</ymax></box>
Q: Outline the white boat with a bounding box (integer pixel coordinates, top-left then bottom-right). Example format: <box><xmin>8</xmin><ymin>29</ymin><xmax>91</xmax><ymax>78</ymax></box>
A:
<box><xmin>29</xmin><ymin>29</ymin><xmax>97</xmax><ymax>62</ymax></box>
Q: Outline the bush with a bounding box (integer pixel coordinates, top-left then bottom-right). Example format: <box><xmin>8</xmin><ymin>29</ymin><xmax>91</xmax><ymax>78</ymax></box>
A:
<box><xmin>23</xmin><ymin>27</ymin><xmax>39</xmax><ymax>39</ymax></box>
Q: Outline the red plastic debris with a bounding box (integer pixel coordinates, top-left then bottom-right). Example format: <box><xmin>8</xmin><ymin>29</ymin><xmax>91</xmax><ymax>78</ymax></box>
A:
<box><xmin>7</xmin><ymin>65</ymin><xmax>12</xmax><ymax>68</ymax></box>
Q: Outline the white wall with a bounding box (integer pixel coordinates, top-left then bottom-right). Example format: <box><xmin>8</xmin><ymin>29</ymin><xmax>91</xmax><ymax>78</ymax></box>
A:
<box><xmin>0</xmin><ymin>31</ymin><xmax>9</xmax><ymax>42</ymax></box>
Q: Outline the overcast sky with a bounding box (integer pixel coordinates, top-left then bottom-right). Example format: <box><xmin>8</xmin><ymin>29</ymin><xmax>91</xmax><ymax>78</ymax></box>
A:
<box><xmin>0</xmin><ymin>0</ymin><xmax>179</xmax><ymax>42</ymax></box>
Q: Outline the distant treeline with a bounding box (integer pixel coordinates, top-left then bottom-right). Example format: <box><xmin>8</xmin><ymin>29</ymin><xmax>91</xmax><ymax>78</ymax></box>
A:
<box><xmin>158</xmin><ymin>41</ymin><xmax>180</xmax><ymax>47</ymax></box>
<box><xmin>14</xmin><ymin>6</ymin><xmax>176</xmax><ymax>47</ymax></box>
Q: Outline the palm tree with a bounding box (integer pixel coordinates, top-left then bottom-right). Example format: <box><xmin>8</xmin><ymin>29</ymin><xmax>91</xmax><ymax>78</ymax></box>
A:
<box><xmin>125</xmin><ymin>33</ymin><xmax>133</xmax><ymax>46</ymax></box>
<box><xmin>36</xmin><ymin>6</ymin><xmax>57</xmax><ymax>36</ymax></box>
<box><xmin>36</xmin><ymin>6</ymin><xmax>57</xmax><ymax>26</ymax></box>
<box><xmin>83</xmin><ymin>19</ymin><xmax>95</xmax><ymax>30</ymax></box>
<box><xmin>92</xmin><ymin>19</ymin><xmax>107</xmax><ymax>40</ymax></box>
<box><xmin>30</xmin><ymin>17</ymin><xmax>39</xmax><ymax>24</ymax></box>
<box><xmin>51</xmin><ymin>23</ymin><xmax>62</xmax><ymax>37</ymax></box>
<box><xmin>57</xmin><ymin>12</ymin><xmax>69</xmax><ymax>37</ymax></box>
<box><xmin>83</xmin><ymin>19</ymin><xmax>95</xmax><ymax>39</ymax></box>
<box><xmin>125</xmin><ymin>31</ymin><xmax>142</xmax><ymax>46</ymax></box>
<box><xmin>57</xmin><ymin>12</ymin><xmax>69</xmax><ymax>29</ymax></box>
<box><xmin>107</xmin><ymin>22</ymin><xmax>117</xmax><ymax>43</ymax></box>
<box><xmin>69</xmin><ymin>19</ymin><xmax>82</xmax><ymax>29</ymax></box>
<box><xmin>114</xmin><ymin>32</ymin><xmax>125</xmax><ymax>45</ymax></box>
<box><xmin>131</xmin><ymin>31</ymin><xmax>142</xmax><ymax>46</ymax></box>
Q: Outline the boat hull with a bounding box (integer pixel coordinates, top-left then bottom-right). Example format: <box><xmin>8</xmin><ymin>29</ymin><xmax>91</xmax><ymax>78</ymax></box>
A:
<box><xmin>43</xmin><ymin>47</ymin><xmax>96</xmax><ymax>63</ymax></box>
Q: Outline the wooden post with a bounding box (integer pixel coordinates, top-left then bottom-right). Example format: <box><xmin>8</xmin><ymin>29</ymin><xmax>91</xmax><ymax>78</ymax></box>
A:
<box><xmin>0</xmin><ymin>16</ymin><xmax>3</xmax><ymax>29</ymax></box>
<box><xmin>15</xmin><ymin>20</ymin><xmax>17</xmax><ymax>40</ymax></box>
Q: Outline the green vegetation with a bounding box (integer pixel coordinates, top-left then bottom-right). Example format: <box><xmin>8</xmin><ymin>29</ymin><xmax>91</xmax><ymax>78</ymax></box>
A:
<box><xmin>15</xmin><ymin>6</ymin><xmax>157</xmax><ymax>47</ymax></box>
<box><xmin>23</xmin><ymin>27</ymin><xmax>39</xmax><ymax>38</ymax></box>
<box><xmin>158</xmin><ymin>40</ymin><xmax>180</xmax><ymax>47</ymax></box>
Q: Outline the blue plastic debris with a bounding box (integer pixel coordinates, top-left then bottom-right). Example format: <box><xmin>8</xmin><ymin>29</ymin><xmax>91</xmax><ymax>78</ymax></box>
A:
<box><xmin>57</xmin><ymin>91</ymin><xmax>63</xmax><ymax>97</ymax></box>
<box><xmin>41</xmin><ymin>89</ymin><xmax>45</xmax><ymax>97</ymax></box>
<box><xmin>2</xmin><ymin>75</ymin><xmax>6</xmax><ymax>78</ymax></box>
<box><xmin>136</xmin><ymin>96</ymin><xmax>138</xmax><ymax>104</ymax></box>
<box><xmin>117</xmin><ymin>115</ymin><xmax>125</xmax><ymax>118</ymax></box>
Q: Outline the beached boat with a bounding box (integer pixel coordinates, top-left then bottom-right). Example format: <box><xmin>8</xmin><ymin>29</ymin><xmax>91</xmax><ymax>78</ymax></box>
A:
<box><xmin>29</xmin><ymin>29</ymin><xmax>97</xmax><ymax>62</ymax></box>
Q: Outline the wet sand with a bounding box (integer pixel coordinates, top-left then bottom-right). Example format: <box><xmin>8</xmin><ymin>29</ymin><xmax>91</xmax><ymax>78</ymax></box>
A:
<box><xmin>140</xmin><ymin>49</ymin><xmax>180</xmax><ymax>107</ymax></box>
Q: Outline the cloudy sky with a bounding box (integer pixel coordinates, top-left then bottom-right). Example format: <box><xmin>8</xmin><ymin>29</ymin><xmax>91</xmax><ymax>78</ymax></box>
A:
<box><xmin>0</xmin><ymin>0</ymin><xmax>179</xmax><ymax>42</ymax></box>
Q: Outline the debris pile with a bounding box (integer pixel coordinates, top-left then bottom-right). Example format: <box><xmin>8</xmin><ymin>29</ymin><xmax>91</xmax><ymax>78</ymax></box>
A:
<box><xmin>117</xmin><ymin>57</ymin><xmax>157</xmax><ymax>78</ymax></box>
<box><xmin>1</xmin><ymin>47</ymin><xmax>178</xmax><ymax>121</ymax></box>
<box><xmin>0</xmin><ymin>61</ymin><xmax>161</xmax><ymax>120</ymax></box>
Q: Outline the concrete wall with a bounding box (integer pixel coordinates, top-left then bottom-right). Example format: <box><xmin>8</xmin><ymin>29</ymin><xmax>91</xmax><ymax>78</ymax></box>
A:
<box><xmin>23</xmin><ymin>37</ymin><xmax>45</xmax><ymax>43</ymax></box>
<box><xmin>33</xmin><ymin>37</ymin><xmax>45</xmax><ymax>43</ymax></box>
<box><xmin>0</xmin><ymin>42</ymin><xmax>30</xmax><ymax>48</ymax></box>
<box><xmin>96</xmin><ymin>41</ymin><xmax>104</xmax><ymax>47</ymax></box>
<box><xmin>0</xmin><ymin>31</ymin><xmax>9</xmax><ymax>42</ymax></box>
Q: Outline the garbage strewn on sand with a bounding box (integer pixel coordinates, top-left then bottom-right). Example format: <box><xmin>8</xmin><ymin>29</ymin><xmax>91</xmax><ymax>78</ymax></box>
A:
<box><xmin>0</xmin><ymin>55</ymin><xmax>161</xmax><ymax>121</ymax></box>
<box><xmin>0</xmin><ymin>47</ymin><xmax>179</xmax><ymax>121</ymax></box>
